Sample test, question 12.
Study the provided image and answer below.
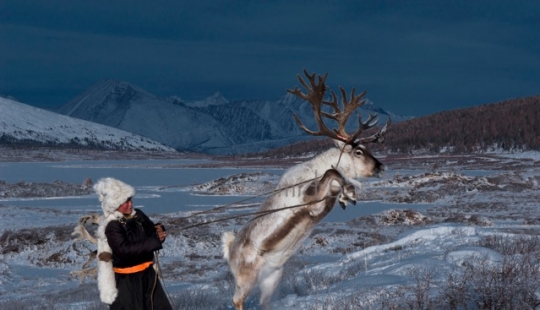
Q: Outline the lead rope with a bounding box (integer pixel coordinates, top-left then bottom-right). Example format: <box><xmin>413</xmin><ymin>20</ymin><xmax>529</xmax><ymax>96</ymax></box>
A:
<box><xmin>151</xmin><ymin>262</ymin><xmax>157</xmax><ymax>310</ymax></box>
<box><xmin>153</xmin><ymin>251</ymin><xmax>177</xmax><ymax>309</ymax></box>
<box><xmin>179</xmin><ymin>195</ymin><xmax>332</xmax><ymax>231</ymax></box>
<box><xmin>157</xmin><ymin>144</ymin><xmax>350</xmax><ymax>305</ymax></box>
<box><xmin>175</xmin><ymin>143</ymin><xmax>349</xmax><ymax>227</ymax></box>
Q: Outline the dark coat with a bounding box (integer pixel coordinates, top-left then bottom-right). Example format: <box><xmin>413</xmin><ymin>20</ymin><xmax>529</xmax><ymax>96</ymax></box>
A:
<box><xmin>105</xmin><ymin>208</ymin><xmax>172</xmax><ymax>310</ymax></box>
<box><xmin>105</xmin><ymin>208</ymin><xmax>162</xmax><ymax>268</ymax></box>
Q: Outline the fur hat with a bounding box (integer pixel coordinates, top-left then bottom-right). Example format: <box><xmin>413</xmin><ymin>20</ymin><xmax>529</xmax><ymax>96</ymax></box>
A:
<box><xmin>93</xmin><ymin>178</ymin><xmax>135</xmax><ymax>217</ymax></box>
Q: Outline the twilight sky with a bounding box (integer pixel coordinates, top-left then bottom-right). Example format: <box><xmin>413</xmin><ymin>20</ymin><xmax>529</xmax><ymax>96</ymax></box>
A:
<box><xmin>1</xmin><ymin>0</ymin><xmax>539</xmax><ymax>116</ymax></box>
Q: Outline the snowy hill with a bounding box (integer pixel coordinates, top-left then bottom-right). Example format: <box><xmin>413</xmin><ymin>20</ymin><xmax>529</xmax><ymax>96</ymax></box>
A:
<box><xmin>1</xmin><ymin>153</ymin><xmax>540</xmax><ymax>309</ymax></box>
<box><xmin>55</xmin><ymin>80</ymin><xmax>234</xmax><ymax>153</ymax></box>
<box><xmin>56</xmin><ymin>80</ymin><xmax>412</xmax><ymax>154</ymax></box>
<box><xmin>0</xmin><ymin>97</ymin><xmax>176</xmax><ymax>151</ymax></box>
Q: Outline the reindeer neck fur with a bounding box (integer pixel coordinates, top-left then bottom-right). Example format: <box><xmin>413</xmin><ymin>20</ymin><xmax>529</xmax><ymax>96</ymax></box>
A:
<box><xmin>230</xmin><ymin>168</ymin><xmax>349</xmax><ymax>267</ymax></box>
<box><xmin>278</xmin><ymin>146</ymin><xmax>357</xmax><ymax>188</ymax></box>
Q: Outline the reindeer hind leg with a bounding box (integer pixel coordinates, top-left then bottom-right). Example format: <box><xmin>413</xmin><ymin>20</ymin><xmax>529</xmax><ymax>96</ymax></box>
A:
<box><xmin>258</xmin><ymin>266</ymin><xmax>283</xmax><ymax>310</ymax></box>
<box><xmin>231</xmin><ymin>263</ymin><xmax>259</xmax><ymax>310</ymax></box>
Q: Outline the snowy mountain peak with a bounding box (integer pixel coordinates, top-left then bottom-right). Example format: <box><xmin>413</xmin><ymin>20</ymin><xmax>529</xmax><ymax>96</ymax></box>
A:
<box><xmin>53</xmin><ymin>80</ymin><xmax>412</xmax><ymax>154</ymax></box>
<box><xmin>165</xmin><ymin>95</ymin><xmax>186</xmax><ymax>106</ymax></box>
<box><xmin>278</xmin><ymin>92</ymin><xmax>306</xmax><ymax>105</ymax></box>
<box><xmin>86</xmin><ymin>79</ymin><xmax>154</xmax><ymax>101</ymax></box>
<box><xmin>186</xmin><ymin>92</ymin><xmax>229</xmax><ymax>108</ymax></box>
<box><xmin>57</xmin><ymin>79</ymin><xmax>157</xmax><ymax>114</ymax></box>
<box><xmin>0</xmin><ymin>97</ymin><xmax>176</xmax><ymax>151</ymax></box>
<box><xmin>56</xmin><ymin>79</ymin><xmax>163</xmax><ymax>127</ymax></box>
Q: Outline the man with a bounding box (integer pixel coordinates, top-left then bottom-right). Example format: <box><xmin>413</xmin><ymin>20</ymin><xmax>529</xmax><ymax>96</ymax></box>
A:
<box><xmin>94</xmin><ymin>177</ymin><xmax>172</xmax><ymax>310</ymax></box>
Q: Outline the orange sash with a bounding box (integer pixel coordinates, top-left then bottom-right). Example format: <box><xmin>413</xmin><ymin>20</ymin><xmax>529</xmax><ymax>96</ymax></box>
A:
<box><xmin>113</xmin><ymin>261</ymin><xmax>153</xmax><ymax>274</ymax></box>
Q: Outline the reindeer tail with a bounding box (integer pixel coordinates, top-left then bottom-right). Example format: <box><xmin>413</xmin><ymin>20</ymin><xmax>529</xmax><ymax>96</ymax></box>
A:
<box><xmin>221</xmin><ymin>231</ymin><xmax>235</xmax><ymax>261</ymax></box>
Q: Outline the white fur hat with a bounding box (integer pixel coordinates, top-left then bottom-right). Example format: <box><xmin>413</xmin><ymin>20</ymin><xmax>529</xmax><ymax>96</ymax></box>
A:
<box><xmin>93</xmin><ymin>177</ymin><xmax>135</xmax><ymax>216</ymax></box>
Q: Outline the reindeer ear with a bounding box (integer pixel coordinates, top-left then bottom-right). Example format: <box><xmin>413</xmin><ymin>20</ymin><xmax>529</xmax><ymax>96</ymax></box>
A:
<box><xmin>333</xmin><ymin>139</ymin><xmax>345</xmax><ymax>149</ymax></box>
<box><xmin>333</xmin><ymin>139</ymin><xmax>353</xmax><ymax>152</ymax></box>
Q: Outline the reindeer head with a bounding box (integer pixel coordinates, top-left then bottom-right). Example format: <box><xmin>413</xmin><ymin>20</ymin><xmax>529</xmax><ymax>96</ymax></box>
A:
<box><xmin>333</xmin><ymin>140</ymin><xmax>383</xmax><ymax>177</ymax></box>
<box><xmin>287</xmin><ymin>69</ymin><xmax>389</xmax><ymax>178</ymax></box>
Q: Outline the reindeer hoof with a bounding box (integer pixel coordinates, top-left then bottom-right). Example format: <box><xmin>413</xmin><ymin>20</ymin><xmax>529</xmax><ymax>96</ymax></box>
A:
<box><xmin>342</xmin><ymin>184</ymin><xmax>356</xmax><ymax>201</ymax></box>
<box><xmin>338</xmin><ymin>193</ymin><xmax>355</xmax><ymax>209</ymax></box>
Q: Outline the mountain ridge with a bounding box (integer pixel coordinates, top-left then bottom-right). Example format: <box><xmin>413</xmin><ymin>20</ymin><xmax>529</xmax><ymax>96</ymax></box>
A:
<box><xmin>0</xmin><ymin>96</ymin><xmax>176</xmax><ymax>152</ymax></box>
<box><xmin>255</xmin><ymin>95</ymin><xmax>540</xmax><ymax>158</ymax></box>
<box><xmin>55</xmin><ymin>79</ymin><xmax>408</xmax><ymax>154</ymax></box>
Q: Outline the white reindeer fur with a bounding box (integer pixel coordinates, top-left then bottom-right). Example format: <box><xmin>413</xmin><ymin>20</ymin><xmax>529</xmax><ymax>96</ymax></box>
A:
<box><xmin>93</xmin><ymin>178</ymin><xmax>135</xmax><ymax>305</ymax></box>
<box><xmin>96</xmin><ymin>212</ymin><xmax>120</xmax><ymax>304</ymax></box>
<box><xmin>222</xmin><ymin>232</ymin><xmax>235</xmax><ymax>261</ymax></box>
<box><xmin>222</xmin><ymin>140</ymin><xmax>381</xmax><ymax>309</ymax></box>
<box><xmin>280</xmin><ymin>143</ymin><xmax>368</xmax><ymax>185</ymax></box>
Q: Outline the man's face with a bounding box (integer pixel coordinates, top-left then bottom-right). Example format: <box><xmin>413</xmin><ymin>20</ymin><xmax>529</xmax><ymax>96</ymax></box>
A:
<box><xmin>117</xmin><ymin>197</ymin><xmax>133</xmax><ymax>215</ymax></box>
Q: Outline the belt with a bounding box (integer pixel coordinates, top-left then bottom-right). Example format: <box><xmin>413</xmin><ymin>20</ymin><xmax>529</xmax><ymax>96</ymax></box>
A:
<box><xmin>113</xmin><ymin>261</ymin><xmax>153</xmax><ymax>274</ymax></box>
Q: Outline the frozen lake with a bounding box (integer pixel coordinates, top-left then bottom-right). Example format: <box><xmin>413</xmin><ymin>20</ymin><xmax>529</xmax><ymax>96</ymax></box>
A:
<box><xmin>0</xmin><ymin>159</ymin><xmax>282</xmax><ymax>213</ymax></box>
<box><xmin>0</xmin><ymin>158</ymin><xmax>436</xmax><ymax>223</ymax></box>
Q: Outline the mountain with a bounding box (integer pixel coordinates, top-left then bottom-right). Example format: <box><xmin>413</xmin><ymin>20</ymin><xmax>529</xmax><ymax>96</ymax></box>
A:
<box><xmin>264</xmin><ymin>95</ymin><xmax>540</xmax><ymax>157</ymax></box>
<box><xmin>185</xmin><ymin>91</ymin><xmax>229</xmax><ymax>108</ymax></box>
<box><xmin>372</xmin><ymin>95</ymin><xmax>540</xmax><ymax>153</ymax></box>
<box><xmin>0</xmin><ymin>96</ymin><xmax>176</xmax><ymax>152</ymax></box>
<box><xmin>56</xmin><ymin>80</ymin><xmax>239</xmax><ymax>153</ymax></box>
<box><xmin>56</xmin><ymin>80</ymin><xmax>411</xmax><ymax>155</ymax></box>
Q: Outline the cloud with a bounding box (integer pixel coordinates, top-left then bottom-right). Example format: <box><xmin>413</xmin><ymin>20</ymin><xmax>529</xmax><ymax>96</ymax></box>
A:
<box><xmin>0</xmin><ymin>0</ymin><xmax>539</xmax><ymax>115</ymax></box>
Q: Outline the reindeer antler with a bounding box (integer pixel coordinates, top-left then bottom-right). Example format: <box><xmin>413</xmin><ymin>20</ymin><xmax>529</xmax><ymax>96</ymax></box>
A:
<box><xmin>287</xmin><ymin>69</ymin><xmax>389</xmax><ymax>144</ymax></box>
<box><xmin>71</xmin><ymin>213</ymin><xmax>101</xmax><ymax>281</ymax></box>
<box><xmin>287</xmin><ymin>70</ymin><xmax>338</xmax><ymax>139</ymax></box>
<box><xmin>356</xmin><ymin>117</ymin><xmax>391</xmax><ymax>144</ymax></box>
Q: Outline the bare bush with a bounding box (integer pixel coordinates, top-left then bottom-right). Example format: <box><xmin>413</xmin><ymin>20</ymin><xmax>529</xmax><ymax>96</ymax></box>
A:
<box><xmin>300</xmin><ymin>236</ymin><xmax>540</xmax><ymax>310</ymax></box>
<box><xmin>0</xmin><ymin>301</ymin><xmax>55</xmax><ymax>310</ymax></box>
<box><xmin>478</xmin><ymin>234</ymin><xmax>540</xmax><ymax>255</ymax></box>
<box><xmin>445</xmin><ymin>252</ymin><xmax>540</xmax><ymax>309</ymax></box>
<box><xmin>378</xmin><ymin>210</ymin><xmax>430</xmax><ymax>226</ymax></box>
<box><xmin>0</xmin><ymin>180</ymin><xmax>93</xmax><ymax>198</ymax></box>
<box><xmin>402</xmin><ymin>267</ymin><xmax>441</xmax><ymax>310</ymax></box>
<box><xmin>172</xmin><ymin>288</ymin><xmax>229</xmax><ymax>310</ymax></box>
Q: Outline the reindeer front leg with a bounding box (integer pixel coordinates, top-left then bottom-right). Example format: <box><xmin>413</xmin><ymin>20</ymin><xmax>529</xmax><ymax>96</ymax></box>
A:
<box><xmin>338</xmin><ymin>182</ymin><xmax>356</xmax><ymax>210</ymax></box>
<box><xmin>303</xmin><ymin>169</ymin><xmax>356</xmax><ymax>216</ymax></box>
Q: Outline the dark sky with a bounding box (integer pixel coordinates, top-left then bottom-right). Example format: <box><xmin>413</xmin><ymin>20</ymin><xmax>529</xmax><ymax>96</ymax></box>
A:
<box><xmin>1</xmin><ymin>0</ymin><xmax>539</xmax><ymax>116</ymax></box>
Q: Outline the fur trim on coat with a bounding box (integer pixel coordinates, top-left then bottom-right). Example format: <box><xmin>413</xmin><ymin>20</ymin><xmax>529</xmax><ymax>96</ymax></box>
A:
<box><xmin>96</xmin><ymin>210</ymin><xmax>136</xmax><ymax>304</ymax></box>
<box><xmin>93</xmin><ymin>177</ymin><xmax>136</xmax><ymax>304</ymax></box>
<box><xmin>94</xmin><ymin>178</ymin><xmax>135</xmax><ymax>217</ymax></box>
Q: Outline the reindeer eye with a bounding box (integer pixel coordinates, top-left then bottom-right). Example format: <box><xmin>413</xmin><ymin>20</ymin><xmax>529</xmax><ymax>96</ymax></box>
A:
<box><xmin>354</xmin><ymin>149</ymin><xmax>364</xmax><ymax>156</ymax></box>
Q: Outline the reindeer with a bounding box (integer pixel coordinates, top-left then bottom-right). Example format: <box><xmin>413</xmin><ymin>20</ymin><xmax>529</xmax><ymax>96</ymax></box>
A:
<box><xmin>221</xmin><ymin>70</ymin><xmax>389</xmax><ymax>310</ymax></box>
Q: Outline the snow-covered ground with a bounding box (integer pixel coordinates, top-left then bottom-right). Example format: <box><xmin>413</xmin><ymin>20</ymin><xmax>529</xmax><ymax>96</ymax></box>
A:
<box><xmin>1</xmin><ymin>151</ymin><xmax>540</xmax><ymax>309</ymax></box>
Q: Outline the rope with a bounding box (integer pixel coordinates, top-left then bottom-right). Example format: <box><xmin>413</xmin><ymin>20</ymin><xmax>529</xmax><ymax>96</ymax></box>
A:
<box><xmin>151</xmin><ymin>262</ymin><xmax>157</xmax><ymax>310</ymax></box>
<box><xmin>153</xmin><ymin>251</ymin><xmax>177</xmax><ymax>309</ymax></box>
<box><xmin>177</xmin><ymin>195</ymin><xmax>333</xmax><ymax>231</ymax></box>
<box><xmin>172</xmin><ymin>175</ymin><xmax>322</xmax><ymax>227</ymax></box>
<box><xmin>154</xmin><ymin>195</ymin><xmax>336</xmax><ymax>309</ymax></box>
<box><xmin>156</xmin><ymin>142</ymin><xmax>351</xmax><ymax>304</ymax></box>
<box><xmin>174</xmin><ymin>143</ymin><xmax>350</xmax><ymax>231</ymax></box>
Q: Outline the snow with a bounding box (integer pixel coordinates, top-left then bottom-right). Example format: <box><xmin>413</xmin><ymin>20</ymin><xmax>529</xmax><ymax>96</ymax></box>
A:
<box><xmin>0</xmin><ymin>97</ymin><xmax>176</xmax><ymax>152</ymax></box>
<box><xmin>1</xmin><ymin>152</ymin><xmax>540</xmax><ymax>309</ymax></box>
<box><xmin>185</xmin><ymin>92</ymin><xmax>229</xmax><ymax>108</ymax></box>
<box><xmin>495</xmin><ymin>150</ymin><xmax>540</xmax><ymax>160</ymax></box>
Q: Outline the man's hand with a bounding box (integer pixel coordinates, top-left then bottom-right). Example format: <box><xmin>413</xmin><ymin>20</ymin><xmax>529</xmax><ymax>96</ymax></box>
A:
<box><xmin>98</xmin><ymin>251</ymin><xmax>113</xmax><ymax>262</ymax></box>
<box><xmin>155</xmin><ymin>223</ymin><xmax>167</xmax><ymax>243</ymax></box>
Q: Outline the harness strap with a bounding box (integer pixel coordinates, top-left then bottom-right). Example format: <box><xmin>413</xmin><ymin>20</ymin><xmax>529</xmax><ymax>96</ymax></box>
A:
<box><xmin>114</xmin><ymin>261</ymin><xmax>153</xmax><ymax>274</ymax></box>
